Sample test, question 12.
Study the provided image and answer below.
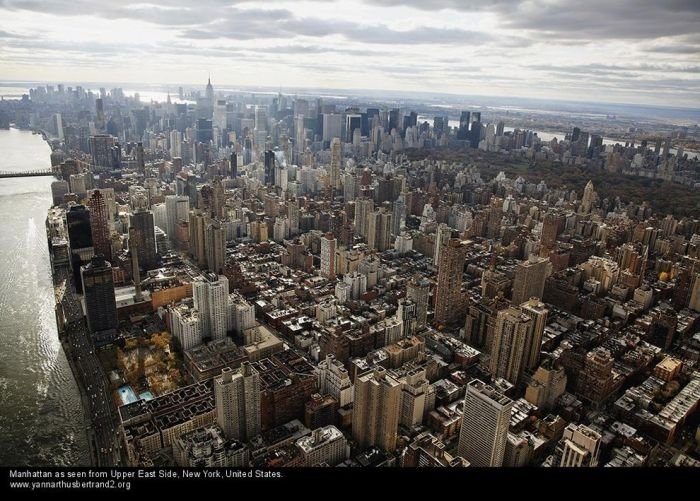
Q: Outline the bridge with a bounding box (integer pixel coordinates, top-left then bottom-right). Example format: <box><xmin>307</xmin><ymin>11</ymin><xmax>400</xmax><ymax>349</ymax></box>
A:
<box><xmin>0</xmin><ymin>169</ymin><xmax>58</xmax><ymax>178</ymax></box>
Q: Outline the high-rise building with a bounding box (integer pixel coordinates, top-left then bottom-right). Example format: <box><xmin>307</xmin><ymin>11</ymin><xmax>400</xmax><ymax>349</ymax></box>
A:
<box><xmin>318</xmin><ymin>354</ymin><xmax>354</xmax><ymax>407</ymax></box>
<box><xmin>354</xmin><ymin>197</ymin><xmax>375</xmax><ymax>242</ymax></box>
<box><xmin>205</xmin><ymin>219</ymin><xmax>226</xmax><ymax>274</ymax></box>
<box><xmin>136</xmin><ymin>142</ymin><xmax>145</xmax><ymax>176</ymax></box>
<box><xmin>165</xmin><ymin>195</ymin><xmax>190</xmax><ymax>244</ymax></box>
<box><xmin>398</xmin><ymin>368</ymin><xmax>432</xmax><ymax>428</ymax></box>
<box><xmin>557</xmin><ymin>423</ymin><xmax>601</xmax><ymax>467</ymax></box>
<box><xmin>129</xmin><ymin>210</ymin><xmax>157</xmax><ymax>271</ymax></box>
<box><xmin>329</xmin><ymin>137</ymin><xmax>342</xmax><ymax>195</ymax></box>
<box><xmin>511</xmin><ymin>255</ymin><xmax>552</xmax><ymax>305</ymax></box>
<box><xmin>433</xmin><ymin>223</ymin><xmax>452</xmax><ymax>267</ymax></box>
<box><xmin>66</xmin><ymin>204</ymin><xmax>93</xmax><ymax>250</ymax></box>
<box><xmin>193</xmin><ymin>273</ymin><xmax>229</xmax><ymax>340</ymax></box>
<box><xmin>375</xmin><ymin>209</ymin><xmax>393</xmax><ymax>252</ymax></box>
<box><xmin>406</xmin><ymin>276</ymin><xmax>430</xmax><ymax>329</ymax></box>
<box><xmin>50</xmin><ymin>180</ymin><xmax>69</xmax><ymax>206</ymax></box>
<box><xmin>520</xmin><ymin>298</ymin><xmax>548</xmax><ymax>370</ymax></box>
<box><xmin>576</xmin><ymin>347</ymin><xmax>616</xmax><ymax>406</ymax></box>
<box><xmin>80</xmin><ymin>255</ymin><xmax>118</xmax><ymax>345</ymax></box>
<box><xmin>434</xmin><ymin>239</ymin><xmax>468</xmax><ymax>326</ymax></box>
<box><xmin>214</xmin><ymin>364</ymin><xmax>261</xmax><ymax>442</ymax></box>
<box><xmin>579</xmin><ymin>180</ymin><xmax>596</xmax><ymax>214</ymax></box>
<box><xmin>457</xmin><ymin>379</ymin><xmax>513</xmax><ymax>467</ymax></box>
<box><xmin>170</xmin><ymin>303</ymin><xmax>202</xmax><ymax>350</ymax></box>
<box><xmin>352</xmin><ymin>367</ymin><xmax>402</xmax><ymax>452</ymax></box>
<box><xmin>89</xmin><ymin>134</ymin><xmax>117</xmax><ymax>172</ymax></box>
<box><xmin>95</xmin><ymin>98</ymin><xmax>105</xmax><ymax>130</ymax></box>
<box><xmin>320</xmin><ymin>233</ymin><xmax>336</xmax><ymax>279</ymax></box>
<box><xmin>87</xmin><ymin>190</ymin><xmax>111</xmax><ymax>261</ymax></box>
<box><xmin>489</xmin><ymin>307</ymin><xmax>533</xmax><ymax>385</ymax></box>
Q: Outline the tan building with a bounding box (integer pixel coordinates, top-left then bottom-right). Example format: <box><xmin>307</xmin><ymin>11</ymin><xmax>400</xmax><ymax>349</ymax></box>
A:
<box><xmin>352</xmin><ymin>367</ymin><xmax>402</xmax><ymax>451</ymax></box>
<box><xmin>511</xmin><ymin>255</ymin><xmax>552</xmax><ymax>305</ymax></box>
<box><xmin>434</xmin><ymin>239</ymin><xmax>469</xmax><ymax>326</ymax></box>
<box><xmin>525</xmin><ymin>361</ymin><xmax>567</xmax><ymax>411</ymax></box>
<box><xmin>489</xmin><ymin>307</ymin><xmax>533</xmax><ymax>385</ymax></box>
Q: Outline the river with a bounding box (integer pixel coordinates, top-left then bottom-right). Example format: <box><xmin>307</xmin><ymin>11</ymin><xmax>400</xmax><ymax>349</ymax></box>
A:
<box><xmin>0</xmin><ymin>128</ymin><xmax>89</xmax><ymax>466</ymax></box>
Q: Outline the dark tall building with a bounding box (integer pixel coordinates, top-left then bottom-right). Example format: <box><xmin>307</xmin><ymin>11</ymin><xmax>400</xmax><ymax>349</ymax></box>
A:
<box><xmin>264</xmin><ymin>150</ymin><xmax>276</xmax><ymax>186</ymax></box>
<box><xmin>95</xmin><ymin>98</ymin><xmax>105</xmax><ymax>130</ymax></box>
<box><xmin>571</xmin><ymin>127</ymin><xmax>581</xmax><ymax>143</ymax></box>
<box><xmin>196</xmin><ymin>118</ymin><xmax>213</xmax><ymax>143</ymax></box>
<box><xmin>458</xmin><ymin>111</ymin><xmax>471</xmax><ymax>140</ymax></box>
<box><xmin>87</xmin><ymin>190</ymin><xmax>111</xmax><ymax>262</ymax></box>
<box><xmin>66</xmin><ymin>204</ymin><xmax>93</xmax><ymax>294</ymax></box>
<box><xmin>89</xmin><ymin>134</ymin><xmax>117</xmax><ymax>172</ymax></box>
<box><xmin>66</xmin><ymin>204</ymin><xmax>93</xmax><ymax>250</ymax></box>
<box><xmin>129</xmin><ymin>210</ymin><xmax>157</xmax><ymax>271</ymax></box>
<box><xmin>434</xmin><ymin>239</ymin><xmax>469</xmax><ymax>326</ymax></box>
<box><xmin>81</xmin><ymin>255</ymin><xmax>118</xmax><ymax>346</ymax></box>
<box><xmin>389</xmin><ymin>108</ymin><xmax>400</xmax><ymax>133</ymax></box>
<box><xmin>230</xmin><ymin>152</ymin><xmax>238</xmax><ymax>178</ymax></box>
<box><xmin>136</xmin><ymin>142</ymin><xmax>145</xmax><ymax>175</ymax></box>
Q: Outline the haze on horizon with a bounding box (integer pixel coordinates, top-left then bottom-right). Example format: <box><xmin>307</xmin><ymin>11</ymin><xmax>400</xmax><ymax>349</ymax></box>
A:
<box><xmin>0</xmin><ymin>0</ymin><xmax>699</xmax><ymax>108</ymax></box>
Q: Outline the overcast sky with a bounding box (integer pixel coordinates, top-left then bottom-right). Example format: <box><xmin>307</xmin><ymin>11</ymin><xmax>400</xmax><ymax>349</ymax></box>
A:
<box><xmin>0</xmin><ymin>0</ymin><xmax>699</xmax><ymax>107</ymax></box>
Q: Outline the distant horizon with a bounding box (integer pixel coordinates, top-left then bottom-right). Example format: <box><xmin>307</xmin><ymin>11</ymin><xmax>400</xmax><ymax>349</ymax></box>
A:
<box><xmin>2</xmin><ymin>79</ymin><xmax>700</xmax><ymax>120</ymax></box>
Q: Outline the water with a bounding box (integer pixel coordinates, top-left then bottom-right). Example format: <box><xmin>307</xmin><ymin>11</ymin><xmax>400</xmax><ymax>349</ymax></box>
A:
<box><xmin>0</xmin><ymin>128</ymin><xmax>89</xmax><ymax>466</ymax></box>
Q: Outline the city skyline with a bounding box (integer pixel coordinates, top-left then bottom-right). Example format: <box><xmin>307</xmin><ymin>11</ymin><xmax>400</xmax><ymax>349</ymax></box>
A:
<box><xmin>0</xmin><ymin>1</ymin><xmax>699</xmax><ymax>107</ymax></box>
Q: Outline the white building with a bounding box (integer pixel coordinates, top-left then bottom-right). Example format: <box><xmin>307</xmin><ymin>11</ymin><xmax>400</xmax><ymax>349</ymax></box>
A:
<box><xmin>170</xmin><ymin>303</ymin><xmax>202</xmax><ymax>350</ymax></box>
<box><xmin>320</xmin><ymin>233</ymin><xmax>336</xmax><ymax>279</ymax></box>
<box><xmin>457</xmin><ymin>379</ymin><xmax>513</xmax><ymax>467</ymax></box>
<box><xmin>214</xmin><ymin>364</ymin><xmax>261</xmax><ymax>442</ymax></box>
<box><xmin>228</xmin><ymin>295</ymin><xmax>255</xmax><ymax>336</ymax></box>
<box><xmin>317</xmin><ymin>354</ymin><xmax>354</xmax><ymax>406</ymax></box>
<box><xmin>296</xmin><ymin>425</ymin><xmax>348</xmax><ymax>466</ymax></box>
<box><xmin>193</xmin><ymin>274</ymin><xmax>229</xmax><ymax>340</ymax></box>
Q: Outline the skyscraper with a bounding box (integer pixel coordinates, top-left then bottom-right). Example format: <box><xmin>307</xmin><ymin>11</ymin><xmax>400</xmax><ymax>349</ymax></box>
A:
<box><xmin>165</xmin><ymin>195</ymin><xmax>190</xmax><ymax>244</ymax></box>
<box><xmin>193</xmin><ymin>273</ymin><xmax>229</xmax><ymax>340</ymax></box>
<box><xmin>457</xmin><ymin>379</ymin><xmax>513</xmax><ymax>467</ymax></box>
<box><xmin>520</xmin><ymin>298</ymin><xmax>548</xmax><ymax>370</ymax></box>
<box><xmin>320</xmin><ymin>233</ymin><xmax>336</xmax><ymax>279</ymax></box>
<box><xmin>136</xmin><ymin>142</ymin><xmax>145</xmax><ymax>176</ymax></box>
<box><xmin>214</xmin><ymin>364</ymin><xmax>261</xmax><ymax>442</ymax></box>
<box><xmin>433</xmin><ymin>223</ymin><xmax>452</xmax><ymax>267</ymax></box>
<box><xmin>406</xmin><ymin>276</ymin><xmax>430</xmax><ymax>329</ymax></box>
<box><xmin>489</xmin><ymin>307</ymin><xmax>533</xmax><ymax>385</ymax></box>
<box><xmin>129</xmin><ymin>210</ymin><xmax>157</xmax><ymax>271</ymax></box>
<box><xmin>66</xmin><ymin>204</ymin><xmax>93</xmax><ymax>251</ymax></box>
<box><xmin>511</xmin><ymin>255</ymin><xmax>552</xmax><ymax>305</ymax></box>
<box><xmin>205</xmin><ymin>219</ymin><xmax>226</xmax><ymax>275</ymax></box>
<box><xmin>433</xmin><ymin>239</ymin><xmax>468</xmax><ymax>326</ymax></box>
<box><xmin>264</xmin><ymin>150</ymin><xmax>276</xmax><ymax>186</ymax></box>
<box><xmin>81</xmin><ymin>255</ymin><xmax>118</xmax><ymax>345</ymax></box>
<box><xmin>87</xmin><ymin>190</ymin><xmax>111</xmax><ymax>261</ymax></box>
<box><xmin>352</xmin><ymin>367</ymin><xmax>402</xmax><ymax>452</ymax></box>
<box><xmin>354</xmin><ymin>197</ymin><xmax>375</xmax><ymax>243</ymax></box>
<box><xmin>375</xmin><ymin>209</ymin><xmax>393</xmax><ymax>252</ymax></box>
<box><xmin>579</xmin><ymin>180</ymin><xmax>596</xmax><ymax>214</ymax></box>
<box><xmin>329</xmin><ymin>137</ymin><xmax>342</xmax><ymax>195</ymax></box>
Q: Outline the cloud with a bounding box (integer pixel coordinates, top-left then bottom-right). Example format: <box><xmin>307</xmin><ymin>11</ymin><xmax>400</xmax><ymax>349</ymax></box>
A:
<box><xmin>182</xmin><ymin>8</ymin><xmax>494</xmax><ymax>46</ymax></box>
<box><xmin>369</xmin><ymin>0</ymin><xmax>700</xmax><ymax>40</ymax></box>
